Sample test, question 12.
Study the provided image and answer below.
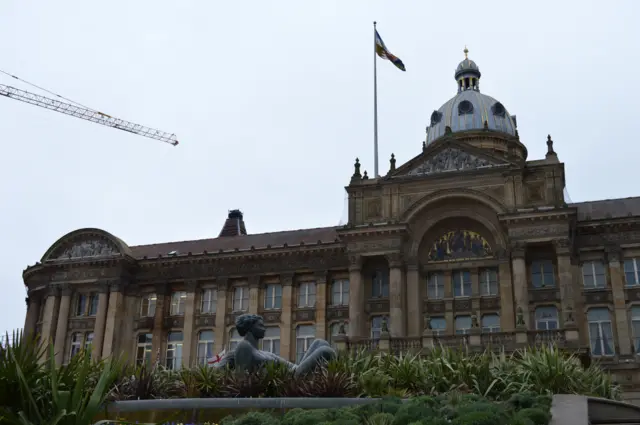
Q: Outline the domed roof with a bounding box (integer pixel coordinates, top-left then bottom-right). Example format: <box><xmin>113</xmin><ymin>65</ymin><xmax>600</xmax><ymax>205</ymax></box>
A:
<box><xmin>425</xmin><ymin>48</ymin><xmax>517</xmax><ymax>145</ymax></box>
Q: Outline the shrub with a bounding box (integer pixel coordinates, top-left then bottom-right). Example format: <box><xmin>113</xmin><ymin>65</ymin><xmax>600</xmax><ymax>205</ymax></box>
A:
<box><xmin>516</xmin><ymin>407</ymin><xmax>551</xmax><ymax>425</ymax></box>
<box><xmin>229</xmin><ymin>411</ymin><xmax>280</xmax><ymax>425</ymax></box>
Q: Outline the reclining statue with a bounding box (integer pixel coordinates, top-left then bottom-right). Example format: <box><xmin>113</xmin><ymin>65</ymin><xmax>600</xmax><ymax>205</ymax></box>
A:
<box><xmin>213</xmin><ymin>313</ymin><xmax>337</xmax><ymax>377</ymax></box>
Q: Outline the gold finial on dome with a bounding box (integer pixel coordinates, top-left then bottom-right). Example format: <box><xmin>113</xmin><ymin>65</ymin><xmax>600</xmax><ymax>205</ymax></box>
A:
<box><xmin>464</xmin><ymin>46</ymin><xmax>469</xmax><ymax>59</ymax></box>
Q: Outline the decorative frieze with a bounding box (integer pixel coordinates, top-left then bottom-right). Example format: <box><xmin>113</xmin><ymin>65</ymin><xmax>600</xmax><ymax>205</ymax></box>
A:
<box><xmin>195</xmin><ymin>314</ymin><xmax>216</xmax><ymax>327</ymax></box>
<box><xmin>68</xmin><ymin>318</ymin><xmax>95</xmax><ymax>331</ymax></box>
<box><xmin>508</xmin><ymin>224</ymin><xmax>568</xmax><ymax>240</ymax></box>
<box><xmin>366</xmin><ymin>300</ymin><xmax>390</xmax><ymax>314</ymax></box>
<box><xmin>424</xmin><ymin>300</ymin><xmax>445</xmax><ymax>314</ymax></box>
<box><xmin>625</xmin><ymin>287</ymin><xmax>640</xmax><ymax>302</ymax></box>
<box><xmin>163</xmin><ymin>316</ymin><xmax>184</xmax><ymax>329</ymax></box>
<box><xmin>262</xmin><ymin>310</ymin><xmax>282</xmax><ymax>324</ymax></box>
<box><xmin>134</xmin><ymin>316</ymin><xmax>154</xmax><ymax>330</ymax></box>
<box><xmin>454</xmin><ymin>299</ymin><xmax>472</xmax><ymax>311</ymax></box>
<box><xmin>529</xmin><ymin>288</ymin><xmax>560</xmax><ymax>302</ymax></box>
<box><xmin>584</xmin><ymin>289</ymin><xmax>612</xmax><ymax>304</ymax></box>
<box><xmin>480</xmin><ymin>297</ymin><xmax>500</xmax><ymax>310</ymax></box>
<box><xmin>293</xmin><ymin>309</ymin><xmax>316</xmax><ymax>322</ymax></box>
<box><xmin>327</xmin><ymin>306</ymin><xmax>349</xmax><ymax>320</ymax></box>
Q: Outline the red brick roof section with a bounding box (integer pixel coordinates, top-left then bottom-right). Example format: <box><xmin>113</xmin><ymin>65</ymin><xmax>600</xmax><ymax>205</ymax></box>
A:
<box><xmin>130</xmin><ymin>226</ymin><xmax>340</xmax><ymax>259</ymax></box>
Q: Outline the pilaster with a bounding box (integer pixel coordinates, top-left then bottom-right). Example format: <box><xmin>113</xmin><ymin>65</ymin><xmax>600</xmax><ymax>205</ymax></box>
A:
<box><xmin>181</xmin><ymin>280</ymin><xmax>198</xmax><ymax>367</ymax></box>
<box><xmin>406</xmin><ymin>260</ymin><xmax>422</xmax><ymax>337</ymax></box>
<box><xmin>23</xmin><ymin>294</ymin><xmax>41</xmax><ymax>340</ymax></box>
<box><xmin>348</xmin><ymin>255</ymin><xmax>365</xmax><ymax>338</ymax></box>
<box><xmin>387</xmin><ymin>252</ymin><xmax>406</xmax><ymax>337</ymax></box>
<box><xmin>53</xmin><ymin>285</ymin><xmax>72</xmax><ymax>366</ymax></box>
<box><xmin>91</xmin><ymin>282</ymin><xmax>110</xmax><ymax>361</ymax></box>
<box><xmin>150</xmin><ymin>282</ymin><xmax>167</xmax><ymax>364</ymax></box>
<box><xmin>511</xmin><ymin>243</ymin><xmax>529</xmax><ymax>328</ymax></box>
<box><xmin>607</xmin><ymin>246</ymin><xmax>632</xmax><ymax>355</ymax></box>
<box><xmin>280</xmin><ymin>273</ymin><xmax>294</xmax><ymax>361</ymax></box>
<box><xmin>39</xmin><ymin>286</ymin><xmax>60</xmax><ymax>359</ymax></box>
<box><xmin>315</xmin><ymin>271</ymin><xmax>328</xmax><ymax>341</ymax></box>
<box><xmin>213</xmin><ymin>278</ymin><xmax>228</xmax><ymax>355</ymax></box>
<box><xmin>498</xmin><ymin>261</ymin><xmax>515</xmax><ymax>331</ymax></box>
<box><xmin>102</xmin><ymin>282</ymin><xmax>125</xmax><ymax>360</ymax></box>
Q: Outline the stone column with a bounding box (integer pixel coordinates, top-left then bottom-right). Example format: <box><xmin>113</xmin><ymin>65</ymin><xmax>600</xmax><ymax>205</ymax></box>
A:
<box><xmin>53</xmin><ymin>285</ymin><xmax>72</xmax><ymax>366</ymax></box>
<box><xmin>213</xmin><ymin>278</ymin><xmax>228</xmax><ymax>355</ymax></box>
<box><xmin>498</xmin><ymin>261</ymin><xmax>515</xmax><ymax>331</ymax></box>
<box><xmin>39</xmin><ymin>286</ymin><xmax>60</xmax><ymax>355</ymax></box>
<box><xmin>150</xmin><ymin>283</ymin><xmax>167</xmax><ymax>364</ymax></box>
<box><xmin>554</xmin><ymin>239</ymin><xmax>577</xmax><ymax>313</ymax></box>
<box><xmin>607</xmin><ymin>247</ymin><xmax>632</xmax><ymax>355</ymax></box>
<box><xmin>511</xmin><ymin>244</ymin><xmax>529</xmax><ymax>328</ymax></box>
<box><xmin>102</xmin><ymin>283</ymin><xmax>125</xmax><ymax>360</ymax></box>
<box><xmin>248</xmin><ymin>276</ymin><xmax>260</xmax><ymax>315</ymax></box>
<box><xmin>91</xmin><ymin>283</ymin><xmax>110</xmax><ymax>361</ymax></box>
<box><xmin>348</xmin><ymin>255</ymin><xmax>365</xmax><ymax>338</ymax></box>
<box><xmin>280</xmin><ymin>273</ymin><xmax>294</xmax><ymax>361</ymax></box>
<box><xmin>387</xmin><ymin>253</ymin><xmax>406</xmax><ymax>337</ymax></box>
<box><xmin>444</xmin><ymin>270</ymin><xmax>454</xmax><ymax>335</ymax></box>
<box><xmin>406</xmin><ymin>260</ymin><xmax>422</xmax><ymax>337</ymax></box>
<box><xmin>315</xmin><ymin>272</ymin><xmax>328</xmax><ymax>341</ymax></box>
<box><xmin>181</xmin><ymin>280</ymin><xmax>198</xmax><ymax>367</ymax></box>
<box><xmin>24</xmin><ymin>294</ymin><xmax>41</xmax><ymax>339</ymax></box>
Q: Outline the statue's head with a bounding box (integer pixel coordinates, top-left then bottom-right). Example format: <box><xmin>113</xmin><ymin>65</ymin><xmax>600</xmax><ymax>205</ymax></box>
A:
<box><xmin>235</xmin><ymin>314</ymin><xmax>266</xmax><ymax>340</ymax></box>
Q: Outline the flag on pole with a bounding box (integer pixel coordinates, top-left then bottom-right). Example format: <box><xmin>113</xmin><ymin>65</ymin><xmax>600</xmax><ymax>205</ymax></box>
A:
<box><xmin>207</xmin><ymin>349</ymin><xmax>226</xmax><ymax>365</ymax></box>
<box><xmin>375</xmin><ymin>30</ymin><xmax>406</xmax><ymax>71</ymax></box>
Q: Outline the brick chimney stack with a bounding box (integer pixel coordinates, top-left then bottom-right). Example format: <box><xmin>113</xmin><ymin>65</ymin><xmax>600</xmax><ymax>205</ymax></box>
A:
<box><xmin>218</xmin><ymin>209</ymin><xmax>247</xmax><ymax>237</ymax></box>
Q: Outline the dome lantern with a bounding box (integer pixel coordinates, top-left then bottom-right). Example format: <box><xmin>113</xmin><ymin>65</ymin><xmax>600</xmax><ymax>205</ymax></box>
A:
<box><xmin>455</xmin><ymin>46</ymin><xmax>481</xmax><ymax>93</ymax></box>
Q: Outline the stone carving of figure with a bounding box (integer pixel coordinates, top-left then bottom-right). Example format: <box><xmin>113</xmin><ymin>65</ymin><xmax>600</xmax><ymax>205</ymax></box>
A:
<box><xmin>516</xmin><ymin>306</ymin><xmax>526</xmax><ymax>327</ymax></box>
<box><xmin>338</xmin><ymin>322</ymin><xmax>347</xmax><ymax>335</ymax></box>
<box><xmin>423</xmin><ymin>314</ymin><xmax>432</xmax><ymax>330</ymax></box>
<box><xmin>471</xmin><ymin>314</ymin><xmax>479</xmax><ymax>328</ymax></box>
<box><xmin>58</xmin><ymin>239</ymin><xmax>116</xmax><ymax>259</ymax></box>
<box><xmin>214</xmin><ymin>314</ymin><xmax>336</xmax><ymax>378</ymax></box>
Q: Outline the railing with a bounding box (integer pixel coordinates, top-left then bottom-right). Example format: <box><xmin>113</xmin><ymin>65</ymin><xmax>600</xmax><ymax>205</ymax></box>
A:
<box><xmin>390</xmin><ymin>337</ymin><xmax>422</xmax><ymax>355</ymax></box>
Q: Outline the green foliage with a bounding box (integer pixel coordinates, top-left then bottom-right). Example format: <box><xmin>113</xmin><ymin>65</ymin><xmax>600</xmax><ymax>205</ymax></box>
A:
<box><xmin>515</xmin><ymin>407</ymin><xmax>551</xmax><ymax>425</ymax></box>
<box><xmin>228</xmin><ymin>411</ymin><xmax>281</xmax><ymax>425</ymax></box>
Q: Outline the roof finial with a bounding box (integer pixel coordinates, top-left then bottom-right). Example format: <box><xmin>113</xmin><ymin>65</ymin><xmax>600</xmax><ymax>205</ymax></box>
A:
<box><xmin>464</xmin><ymin>45</ymin><xmax>469</xmax><ymax>59</ymax></box>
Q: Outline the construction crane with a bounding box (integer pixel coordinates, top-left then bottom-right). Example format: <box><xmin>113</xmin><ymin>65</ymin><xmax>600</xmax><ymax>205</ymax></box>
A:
<box><xmin>0</xmin><ymin>82</ymin><xmax>178</xmax><ymax>146</ymax></box>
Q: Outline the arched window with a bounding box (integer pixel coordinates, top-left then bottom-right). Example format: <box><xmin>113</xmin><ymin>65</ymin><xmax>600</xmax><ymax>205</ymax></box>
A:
<box><xmin>429</xmin><ymin>317</ymin><xmax>446</xmax><ymax>336</ymax></box>
<box><xmin>481</xmin><ymin>314</ymin><xmax>500</xmax><ymax>333</ymax></box>
<box><xmin>229</xmin><ymin>329</ymin><xmax>242</xmax><ymax>351</ymax></box>
<box><xmin>534</xmin><ymin>306</ymin><xmax>558</xmax><ymax>330</ymax></box>
<box><xmin>588</xmin><ymin>308</ymin><xmax>614</xmax><ymax>356</ymax></box>
<box><xmin>136</xmin><ymin>333</ymin><xmax>153</xmax><ymax>366</ymax></box>
<box><xmin>455</xmin><ymin>315</ymin><xmax>471</xmax><ymax>335</ymax></box>
<box><xmin>165</xmin><ymin>331</ymin><xmax>183</xmax><ymax>370</ymax></box>
<box><xmin>260</xmin><ymin>327</ymin><xmax>280</xmax><ymax>355</ymax></box>
<box><xmin>197</xmin><ymin>330</ymin><xmax>214</xmax><ymax>366</ymax></box>
<box><xmin>296</xmin><ymin>325</ymin><xmax>315</xmax><ymax>363</ymax></box>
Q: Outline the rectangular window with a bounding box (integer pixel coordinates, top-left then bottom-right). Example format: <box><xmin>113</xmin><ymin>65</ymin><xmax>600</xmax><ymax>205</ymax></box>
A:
<box><xmin>331</xmin><ymin>279</ymin><xmax>350</xmax><ymax>306</ymax></box>
<box><xmin>480</xmin><ymin>268</ymin><xmax>498</xmax><ymax>296</ymax></box>
<box><xmin>69</xmin><ymin>332</ymin><xmax>83</xmax><ymax>359</ymax></box>
<box><xmin>88</xmin><ymin>294</ymin><xmax>99</xmax><ymax>316</ymax></box>
<box><xmin>371</xmin><ymin>316</ymin><xmax>389</xmax><ymax>340</ymax></box>
<box><xmin>582</xmin><ymin>261</ymin><xmax>606</xmax><ymax>289</ymax></box>
<box><xmin>264</xmin><ymin>284</ymin><xmax>282</xmax><ymax>310</ymax></box>
<box><xmin>632</xmin><ymin>307</ymin><xmax>640</xmax><ymax>354</ymax></box>
<box><xmin>165</xmin><ymin>331</ymin><xmax>184</xmax><ymax>370</ymax></box>
<box><xmin>136</xmin><ymin>333</ymin><xmax>153</xmax><ymax>366</ymax></box>
<box><xmin>624</xmin><ymin>258</ymin><xmax>640</xmax><ymax>286</ymax></box>
<box><xmin>296</xmin><ymin>325</ymin><xmax>315</xmax><ymax>363</ymax></box>
<box><xmin>196</xmin><ymin>330</ymin><xmax>214</xmax><ymax>367</ymax></box>
<box><xmin>84</xmin><ymin>332</ymin><xmax>94</xmax><ymax>351</ymax></box>
<box><xmin>140</xmin><ymin>294</ymin><xmax>157</xmax><ymax>317</ymax></box>
<box><xmin>259</xmin><ymin>327</ymin><xmax>281</xmax><ymax>356</ymax></box>
<box><xmin>372</xmin><ymin>270</ymin><xmax>390</xmax><ymax>298</ymax></box>
<box><xmin>74</xmin><ymin>294</ymin><xmax>88</xmax><ymax>317</ymax></box>
<box><xmin>298</xmin><ymin>282</ymin><xmax>316</xmax><ymax>307</ymax></box>
<box><xmin>531</xmin><ymin>260</ymin><xmax>555</xmax><ymax>288</ymax></box>
<box><xmin>427</xmin><ymin>273</ymin><xmax>445</xmax><ymax>299</ymax></box>
<box><xmin>481</xmin><ymin>314</ymin><xmax>500</xmax><ymax>333</ymax></box>
<box><xmin>429</xmin><ymin>317</ymin><xmax>446</xmax><ymax>336</ymax></box>
<box><xmin>170</xmin><ymin>291</ymin><xmax>186</xmax><ymax>316</ymax></box>
<box><xmin>455</xmin><ymin>315</ymin><xmax>471</xmax><ymax>335</ymax></box>
<box><xmin>233</xmin><ymin>287</ymin><xmax>249</xmax><ymax>312</ymax></box>
<box><xmin>587</xmin><ymin>308</ymin><xmax>615</xmax><ymax>356</ymax></box>
<box><xmin>535</xmin><ymin>306</ymin><xmax>559</xmax><ymax>330</ymax></box>
<box><xmin>200</xmin><ymin>289</ymin><xmax>217</xmax><ymax>314</ymax></box>
<box><xmin>453</xmin><ymin>270</ymin><xmax>472</xmax><ymax>298</ymax></box>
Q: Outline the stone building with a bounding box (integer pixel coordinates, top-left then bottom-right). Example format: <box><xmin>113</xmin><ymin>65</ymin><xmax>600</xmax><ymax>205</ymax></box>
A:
<box><xmin>21</xmin><ymin>50</ymin><xmax>640</xmax><ymax>399</ymax></box>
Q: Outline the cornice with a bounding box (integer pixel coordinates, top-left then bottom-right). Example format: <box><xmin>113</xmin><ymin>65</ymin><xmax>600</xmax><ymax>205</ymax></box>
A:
<box><xmin>499</xmin><ymin>207</ymin><xmax>577</xmax><ymax>224</ymax></box>
<box><xmin>336</xmin><ymin>222</ymin><xmax>409</xmax><ymax>239</ymax></box>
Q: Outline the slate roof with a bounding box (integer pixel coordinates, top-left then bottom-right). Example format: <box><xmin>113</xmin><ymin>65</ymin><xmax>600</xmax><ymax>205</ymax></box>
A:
<box><xmin>570</xmin><ymin>197</ymin><xmax>640</xmax><ymax>221</ymax></box>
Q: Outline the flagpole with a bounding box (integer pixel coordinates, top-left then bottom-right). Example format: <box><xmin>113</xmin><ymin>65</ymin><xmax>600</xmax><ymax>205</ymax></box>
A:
<box><xmin>373</xmin><ymin>21</ymin><xmax>379</xmax><ymax>178</ymax></box>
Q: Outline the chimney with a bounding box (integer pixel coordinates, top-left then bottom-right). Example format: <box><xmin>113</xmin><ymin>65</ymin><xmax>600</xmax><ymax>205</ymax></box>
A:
<box><xmin>218</xmin><ymin>209</ymin><xmax>248</xmax><ymax>237</ymax></box>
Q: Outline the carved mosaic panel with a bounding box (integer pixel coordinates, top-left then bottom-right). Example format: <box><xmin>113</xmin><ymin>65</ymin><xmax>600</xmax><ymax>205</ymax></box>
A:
<box><xmin>262</xmin><ymin>311</ymin><xmax>282</xmax><ymax>324</ymax></box>
<box><xmin>529</xmin><ymin>288</ymin><xmax>560</xmax><ymax>302</ymax></box>
<box><xmin>195</xmin><ymin>315</ymin><xmax>216</xmax><ymax>327</ymax></box>
<box><xmin>425</xmin><ymin>300</ymin><xmax>445</xmax><ymax>314</ymax></box>
<box><xmin>480</xmin><ymin>297</ymin><xmax>500</xmax><ymax>310</ymax></box>
<box><xmin>428</xmin><ymin>230</ymin><xmax>492</xmax><ymax>262</ymax></box>
<box><xmin>51</xmin><ymin>239</ymin><xmax>119</xmax><ymax>260</ymax></box>
<box><xmin>68</xmin><ymin>318</ymin><xmax>95</xmax><ymax>331</ymax></box>
<box><xmin>584</xmin><ymin>289</ymin><xmax>612</xmax><ymax>304</ymax></box>
<box><xmin>454</xmin><ymin>299</ymin><xmax>472</xmax><ymax>311</ymax></box>
<box><xmin>366</xmin><ymin>300</ymin><xmax>390</xmax><ymax>314</ymax></box>
<box><xmin>134</xmin><ymin>316</ymin><xmax>154</xmax><ymax>330</ymax></box>
<box><xmin>365</xmin><ymin>198</ymin><xmax>382</xmax><ymax>220</ymax></box>
<box><xmin>625</xmin><ymin>287</ymin><xmax>640</xmax><ymax>302</ymax></box>
<box><xmin>293</xmin><ymin>309</ymin><xmax>316</xmax><ymax>322</ymax></box>
<box><xmin>509</xmin><ymin>224</ymin><xmax>567</xmax><ymax>240</ymax></box>
<box><xmin>327</xmin><ymin>307</ymin><xmax>349</xmax><ymax>320</ymax></box>
<box><xmin>407</xmin><ymin>147</ymin><xmax>498</xmax><ymax>176</ymax></box>
<box><xmin>164</xmin><ymin>316</ymin><xmax>184</xmax><ymax>329</ymax></box>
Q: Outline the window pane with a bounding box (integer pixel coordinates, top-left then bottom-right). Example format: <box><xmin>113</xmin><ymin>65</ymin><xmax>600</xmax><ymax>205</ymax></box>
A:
<box><xmin>430</xmin><ymin>317</ymin><xmax>446</xmax><ymax>333</ymax></box>
<box><xmin>427</xmin><ymin>273</ymin><xmax>444</xmax><ymax>299</ymax></box>
<box><xmin>587</xmin><ymin>308</ymin><xmax>610</xmax><ymax>322</ymax></box>
<box><xmin>455</xmin><ymin>316</ymin><xmax>471</xmax><ymax>334</ymax></box>
<box><xmin>88</xmin><ymin>295</ymin><xmax>99</xmax><ymax>316</ymax></box>
<box><xmin>199</xmin><ymin>330</ymin><xmax>214</xmax><ymax>341</ymax></box>
<box><xmin>296</xmin><ymin>325</ymin><xmax>315</xmax><ymax>338</ymax></box>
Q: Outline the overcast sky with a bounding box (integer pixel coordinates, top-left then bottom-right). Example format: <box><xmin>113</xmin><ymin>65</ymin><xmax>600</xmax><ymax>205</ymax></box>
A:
<box><xmin>0</xmin><ymin>1</ymin><xmax>637</xmax><ymax>335</ymax></box>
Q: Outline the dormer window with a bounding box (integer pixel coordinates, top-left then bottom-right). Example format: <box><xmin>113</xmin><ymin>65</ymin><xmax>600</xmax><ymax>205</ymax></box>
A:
<box><xmin>458</xmin><ymin>100</ymin><xmax>474</xmax><ymax>115</ymax></box>
<box><xmin>430</xmin><ymin>110</ymin><xmax>442</xmax><ymax>126</ymax></box>
<box><xmin>492</xmin><ymin>102</ymin><xmax>506</xmax><ymax>117</ymax></box>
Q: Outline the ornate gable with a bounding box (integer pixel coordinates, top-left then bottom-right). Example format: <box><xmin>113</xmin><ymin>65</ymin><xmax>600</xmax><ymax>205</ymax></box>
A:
<box><xmin>50</xmin><ymin>239</ymin><xmax>119</xmax><ymax>260</ymax></box>
<box><xmin>392</xmin><ymin>142</ymin><xmax>510</xmax><ymax>178</ymax></box>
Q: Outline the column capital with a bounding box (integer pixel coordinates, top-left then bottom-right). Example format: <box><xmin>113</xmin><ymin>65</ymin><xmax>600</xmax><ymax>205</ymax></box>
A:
<box><xmin>96</xmin><ymin>281</ymin><xmax>110</xmax><ymax>293</ymax></box>
<box><xmin>385</xmin><ymin>252</ymin><xmax>404</xmax><ymax>268</ymax></box>
<box><xmin>605</xmin><ymin>245</ymin><xmax>622</xmax><ymax>264</ymax></box>
<box><xmin>510</xmin><ymin>242</ymin><xmax>526</xmax><ymax>259</ymax></box>
<box><xmin>248</xmin><ymin>275</ymin><xmax>260</xmax><ymax>289</ymax></box>
<box><xmin>185</xmin><ymin>280</ymin><xmax>198</xmax><ymax>293</ymax></box>
<box><xmin>280</xmin><ymin>273</ymin><xmax>294</xmax><ymax>286</ymax></box>
<box><xmin>60</xmin><ymin>284</ymin><xmax>73</xmax><ymax>297</ymax></box>
<box><xmin>553</xmin><ymin>238</ymin><xmax>572</xmax><ymax>256</ymax></box>
<box><xmin>314</xmin><ymin>271</ymin><xmax>328</xmax><ymax>284</ymax></box>
<box><xmin>46</xmin><ymin>285</ymin><xmax>60</xmax><ymax>297</ymax></box>
<box><xmin>155</xmin><ymin>282</ymin><xmax>169</xmax><ymax>295</ymax></box>
<box><xmin>348</xmin><ymin>255</ymin><xmax>362</xmax><ymax>271</ymax></box>
<box><xmin>216</xmin><ymin>277</ymin><xmax>230</xmax><ymax>291</ymax></box>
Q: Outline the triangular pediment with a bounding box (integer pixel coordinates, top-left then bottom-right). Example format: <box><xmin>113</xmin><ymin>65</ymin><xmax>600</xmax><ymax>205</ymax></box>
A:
<box><xmin>391</xmin><ymin>141</ymin><xmax>511</xmax><ymax>178</ymax></box>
